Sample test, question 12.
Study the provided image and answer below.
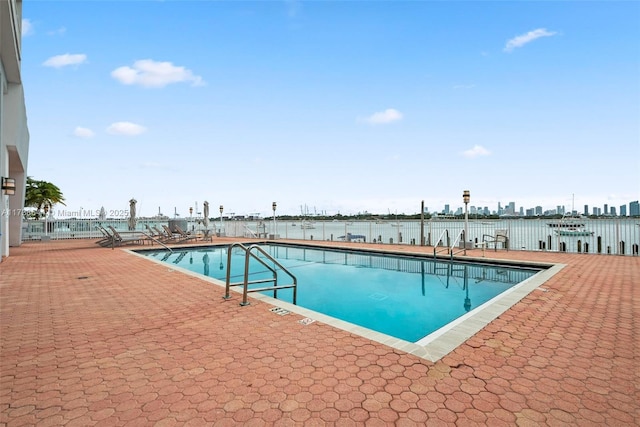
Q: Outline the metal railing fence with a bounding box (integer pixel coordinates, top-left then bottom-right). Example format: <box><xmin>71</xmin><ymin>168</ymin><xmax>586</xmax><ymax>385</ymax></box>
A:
<box><xmin>22</xmin><ymin>217</ymin><xmax>640</xmax><ymax>256</ymax></box>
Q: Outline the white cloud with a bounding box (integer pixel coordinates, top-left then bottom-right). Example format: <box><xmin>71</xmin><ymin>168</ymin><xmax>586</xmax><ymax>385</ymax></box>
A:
<box><xmin>286</xmin><ymin>0</ymin><xmax>301</xmax><ymax>18</ymax></box>
<box><xmin>47</xmin><ymin>27</ymin><xmax>67</xmax><ymax>36</ymax></box>
<box><xmin>106</xmin><ymin>122</ymin><xmax>147</xmax><ymax>136</ymax></box>
<box><xmin>111</xmin><ymin>59</ymin><xmax>204</xmax><ymax>88</ymax></box>
<box><xmin>504</xmin><ymin>28</ymin><xmax>557</xmax><ymax>53</ymax></box>
<box><xmin>462</xmin><ymin>145</ymin><xmax>491</xmax><ymax>158</ymax></box>
<box><xmin>73</xmin><ymin>127</ymin><xmax>95</xmax><ymax>138</ymax></box>
<box><xmin>42</xmin><ymin>53</ymin><xmax>87</xmax><ymax>68</ymax></box>
<box><xmin>360</xmin><ymin>108</ymin><xmax>403</xmax><ymax>125</ymax></box>
<box><xmin>22</xmin><ymin>19</ymin><xmax>33</xmax><ymax>36</ymax></box>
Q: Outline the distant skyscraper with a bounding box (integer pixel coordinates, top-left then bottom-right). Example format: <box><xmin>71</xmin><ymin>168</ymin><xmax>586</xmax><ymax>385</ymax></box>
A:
<box><xmin>610</xmin><ymin>206</ymin><xmax>617</xmax><ymax>216</ymax></box>
<box><xmin>630</xmin><ymin>201</ymin><xmax>640</xmax><ymax>216</ymax></box>
<box><xmin>604</xmin><ymin>204</ymin><xmax>609</xmax><ymax>215</ymax></box>
<box><xmin>444</xmin><ymin>204</ymin><xmax>450</xmax><ymax>215</ymax></box>
<box><xmin>535</xmin><ymin>206</ymin><xmax>543</xmax><ymax>216</ymax></box>
<box><xmin>584</xmin><ymin>205</ymin><xmax>589</xmax><ymax>216</ymax></box>
<box><xmin>620</xmin><ymin>205</ymin><xmax>627</xmax><ymax>216</ymax></box>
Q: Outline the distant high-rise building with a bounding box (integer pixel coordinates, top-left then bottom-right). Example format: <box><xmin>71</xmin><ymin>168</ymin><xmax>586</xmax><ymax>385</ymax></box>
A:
<box><xmin>519</xmin><ymin>207</ymin><xmax>524</xmax><ymax>216</ymax></box>
<box><xmin>610</xmin><ymin>206</ymin><xmax>617</xmax><ymax>216</ymax></box>
<box><xmin>584</xmin><ymin>205</ymin><xmax>589</xmax><ymax>216</ymax></box>
<box><xmin>526</xmin><ymin>208</ymin><xmax>535</xmax><ymax>216</ymax></box>
<box><xmin>508</xmin><ymin>202</ymin><xmax>516</xmax><ymax>215</ymax></box>
<box><xmin>630</xmin><ymin>201</ymin><xmax>640</xmax><ymax>216</ymax></box>
<box><xmin>620</xmin><ymin>205</ymin><xmax>627</xmax><ymax>216</ymax></box>
<box><xmin>535</xmin><ymin>206</ymin><xmax>543</xmax><ymax>216</ymax></box>
<box><xmin>592</xmin><ymin>207</ymin><xmax>601</xmax><ymax>216</ymax></box>
<box><xmin>604</xmin><ymin>204</ymin><xmax>609</xmax><ymax>215</ymax></box>
<box><xmin>444</xmin><ymin>204</ymin><xmax>450</xmax><ymax>215</ymax></box>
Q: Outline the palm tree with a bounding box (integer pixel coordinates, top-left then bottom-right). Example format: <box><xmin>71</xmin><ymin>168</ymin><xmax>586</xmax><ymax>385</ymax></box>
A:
<box><xmin>24</xmin><ymin>177</ymin><xmax>66</xmax><ymax>219</ymax></box>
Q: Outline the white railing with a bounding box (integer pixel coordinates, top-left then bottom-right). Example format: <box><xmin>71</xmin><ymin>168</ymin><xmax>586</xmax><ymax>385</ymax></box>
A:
<box><xmin>22</xmin><ymin>217</ymin><xmax>640</xmax><ymax>256</ymax></box>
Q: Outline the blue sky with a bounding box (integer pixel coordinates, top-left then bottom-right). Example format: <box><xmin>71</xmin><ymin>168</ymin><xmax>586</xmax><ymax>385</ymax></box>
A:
<box><xmin>22</xmin><ymin>1</ymin><xmax>640</xmax><ymax>218</ymax></box>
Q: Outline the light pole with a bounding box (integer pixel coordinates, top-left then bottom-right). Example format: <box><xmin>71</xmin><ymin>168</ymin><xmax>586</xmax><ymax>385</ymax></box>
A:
<box><xmin>219</xmin><ymin>205</ymin><xmax>224</xmax><ymax>236</ymax></box>
<box><xmin>189</xmin><ymin>207</ymin><xmax>193</xmax><ymax>232</ymax></box>
<box><xmin>463</xmin><ymin>190</ymin><xmax>470</xmax><ymax>254</ymax></box>
<box><xmin>272</xmin><ymin>202</ymin><xmax>277</xmax><ymax>239</ymax></box>
<box><xmin>44</xmin><ymin>205</ymin><xmax>49</xmax><ymax>236</ymax></box>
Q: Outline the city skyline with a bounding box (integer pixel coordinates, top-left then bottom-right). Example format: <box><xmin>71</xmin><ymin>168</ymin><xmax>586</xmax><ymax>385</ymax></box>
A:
<box><xmin>45</xmin><ymin>197</ymin><xmax>640</xmax><ymax>219</ymax></box>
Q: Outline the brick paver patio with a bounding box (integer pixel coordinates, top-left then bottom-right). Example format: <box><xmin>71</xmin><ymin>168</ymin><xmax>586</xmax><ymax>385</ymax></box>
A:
<box><xmin>1</xmin><ymin>239</ymin><xmax>638</xmax><ymax>425</ymax></box>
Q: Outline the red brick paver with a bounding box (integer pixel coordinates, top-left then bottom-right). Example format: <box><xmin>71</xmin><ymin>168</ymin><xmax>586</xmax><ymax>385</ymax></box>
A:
<box><xmin>1</xmin><ymin>239</ymin><xmax>638</xmax><ymax>425</ymax></box>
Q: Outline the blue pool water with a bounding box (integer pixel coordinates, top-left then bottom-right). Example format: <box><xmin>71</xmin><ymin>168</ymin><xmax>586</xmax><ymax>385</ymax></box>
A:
<box><xmin>142</xmin><ymin>244</ymin><xmax>539</xmax><ymax>342</ymax></box>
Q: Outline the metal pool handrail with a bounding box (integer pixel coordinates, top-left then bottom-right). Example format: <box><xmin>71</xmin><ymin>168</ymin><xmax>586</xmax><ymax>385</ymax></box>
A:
<box><xmin>449</xmin><ymin>228</ymin><xmax>466</xmax><ymax>258</ymax></box>
<box><xmin>224</xmin><ymin>242</ymin><xmax>297</xmax><ymax>306</ymax></box>
<box><xmin>433</xmin><ymin>229</ymin><xmax>451</xmax><ymax>258</ymax></box>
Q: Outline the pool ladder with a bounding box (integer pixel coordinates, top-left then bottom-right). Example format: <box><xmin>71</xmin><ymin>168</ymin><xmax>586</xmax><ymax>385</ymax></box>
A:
<box><xmin>433</xmin><ymin>229</ymin><xmax>467</xmax><ymax>260</ymax></box>
<box><xmin>223</xmin><ymin>243</ymin><xmax>297</xmax><ymax>306</ymax></box>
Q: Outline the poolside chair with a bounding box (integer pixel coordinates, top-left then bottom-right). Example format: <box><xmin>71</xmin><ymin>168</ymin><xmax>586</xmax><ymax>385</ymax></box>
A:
<box><xmin>153</xmin><ymin>226</ymin><xmax>174</xmax><ymax>242</ymax></box>
<box><xmin>481</xmin><ymin>229</ymin><xmax>509</xmax><ymax>251</ymax></box>
<box><xmin>173</xmin><ymin>225</ymin><xmax>198</xmax><ymax>243</ymax></box>
<box><xmin>96</xmin><ymin>225</ymin><xmax>115</xmax><ymax>247</ymax></box>
<box><xmin>146</xmin><ymin>224</ymin><xmax>164</xmax><ymax>239</ymax></box>
<box><xmin>162</xmin><ymin>225</ymin><xmax>181</xmax><ymax>242</ymax></box>
<box><xmin>107</xmin><ymin>226</ymin><xmax>148</xmax><ymax>246</ymax></box>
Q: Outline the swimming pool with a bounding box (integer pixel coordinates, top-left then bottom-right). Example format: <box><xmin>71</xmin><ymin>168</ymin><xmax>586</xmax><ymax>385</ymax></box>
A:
<box><xmin>140</xmin><ymin>243</ymin><xmax>543</xmax><ymax>344</ymax></box>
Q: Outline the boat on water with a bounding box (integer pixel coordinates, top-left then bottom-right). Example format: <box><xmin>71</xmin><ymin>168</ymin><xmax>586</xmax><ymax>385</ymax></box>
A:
<box><xmin>300</xmin><ymin>221</ymin><xmax>315</xmax><ymax>229</ymax></box>
<box><xmin>550</xmin><ymin>213</ymin><xmax>593</xmax><ymax>236</ymax></box>
<box><xmin>431</xmin><ymin>213</ymin><xmax>457</xmax><ymax>221</ymax></box>
<box><xmin>548</xmin><ymin>221</ymin><xmax>586</xmax><ymax>228</ymax></box>
<box><xmin>555</xmin><ymin>228</ymin><xmax>594</xmax><ymax>236</ymax></box>
<box><xmin>337</xmin><ymin>233</ymin><xmax>366</xmax><ymax>242</ymax></box>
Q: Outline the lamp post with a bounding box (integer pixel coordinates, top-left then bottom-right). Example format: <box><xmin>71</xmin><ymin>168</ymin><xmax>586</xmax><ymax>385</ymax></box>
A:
<box><xmin>272</xmin><ymin>202</ymin><xmax>277</xmax><ymax>239</ymax></box>
<box><xmin>44</xmin><ymin>205</ymin><xmax>49</xmax><ymax>236</ymax></box>
<box><xmin>189</xmin><ymin>207</ymin><xmax>193</xmax><ymax>232</ymax></box>
<box><xmin>463</xmin><ymin>190</ymin><xmax>470</xmax><ymax>254</ymax></box>
<box><xmin>219</xmin><ymin>205</ymin><xmax>224</xmax><ymax>236</ymax></box>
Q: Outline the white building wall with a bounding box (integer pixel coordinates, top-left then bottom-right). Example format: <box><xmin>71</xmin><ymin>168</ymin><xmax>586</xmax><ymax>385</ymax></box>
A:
<box><xmin>0</xmin><ymin>0</ymin><xmax>29</xmax><ymax>261</ymax></box>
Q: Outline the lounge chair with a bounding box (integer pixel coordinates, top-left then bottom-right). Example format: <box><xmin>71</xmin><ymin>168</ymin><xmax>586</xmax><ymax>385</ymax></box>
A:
<box><xmin>146</xmin><ymin>224</ymin><xmax>164</xmax><ymax>239</ymax></box>
<box><xmin>96</xmin><ymin>225</ymin><xmax>115</xmax><ymax>247</ymax></box>
<box><xmin>162</xmin><ymin>225</ymin><xmax>181</xmax><ymax>241</ymax></box>
<box><xmin>107</xmin><ymin>226</ymin><xmax>148</xmax><ymax>246</ymax></box>
<box><xmin>481</xmin><ymin>229</ymin><xmax>509</xmax><ymax>251</ymax></box>
<box><xmin>152</xmin><ymin>226</ymin><xmax>173</xmax><ymax>242</ymax></box>
<box><xmin>173</xmin><ymin>225</ymin><xmax>198</xmax><ymax>243</ymax></box>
